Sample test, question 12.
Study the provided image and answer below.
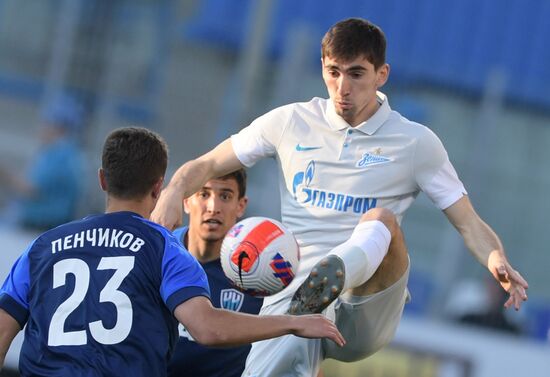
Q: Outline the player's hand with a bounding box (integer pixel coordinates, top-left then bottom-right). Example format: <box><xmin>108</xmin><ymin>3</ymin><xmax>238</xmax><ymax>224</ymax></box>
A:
<box><xmin>150</xmin><ymin>186</ymin><xmax>183</xmax><ymax>230</ymax></box>
<box><xmin>290</xmin><ymin>314</ymin><xmax>345</xmax><ymax>347</ymax></box>
<box><xmin>487</xmin><ymin>250</ymin><xmax>528</xmax><ymax>310</ymax></box>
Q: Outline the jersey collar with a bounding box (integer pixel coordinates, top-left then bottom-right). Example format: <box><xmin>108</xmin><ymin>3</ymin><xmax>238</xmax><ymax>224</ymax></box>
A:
<box><xmin>326</xmin><ymin>91</ymin><xmax>391</xmax><ymax>135</ymax></box>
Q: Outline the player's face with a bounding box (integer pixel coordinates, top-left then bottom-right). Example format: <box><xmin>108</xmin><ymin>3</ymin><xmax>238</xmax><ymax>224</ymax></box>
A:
<box><xmin>185</xmin><ymin>178</ymin><xmax>247</xmax><ymax>244</ymax></box>
<box><xmin>322</xmin><ymin>55</ymin><xmax>389</xmax><ymax>126</ymax></box>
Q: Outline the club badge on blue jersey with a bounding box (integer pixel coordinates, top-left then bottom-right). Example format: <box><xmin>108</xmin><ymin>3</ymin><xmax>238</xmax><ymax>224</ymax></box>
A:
<box><xmin>220</xmin><ymin>289</ymin><xmax>244</xmax><ymax>311</ymax></box>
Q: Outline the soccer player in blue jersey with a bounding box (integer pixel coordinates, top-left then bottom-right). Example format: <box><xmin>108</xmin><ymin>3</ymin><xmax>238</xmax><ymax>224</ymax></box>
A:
<box><xmin>0</xmin><ymin>127</ymin><xmax>344</xmax><ymax>376</ymax></box>
<box><xmin>167</xmin><ymin>169</ymin><xmax>263</xmax><ymax>377</ymax></box>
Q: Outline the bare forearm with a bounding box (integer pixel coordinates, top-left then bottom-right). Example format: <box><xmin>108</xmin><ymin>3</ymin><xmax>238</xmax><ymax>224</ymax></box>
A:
<box><xmin>0</xmin><ymin>309</ymin><xmax>21</xmax><ymax>369</ymax></box>
<box><xmin>444</xmin><ymin>196</ymin><xmax>506</xmax><ymax>266</ymax></box>
<box><xmin>168</xmin><ymin>159</ymin><xmax>215</xmax><ymax>200</ymax></box>
<box><xmin>175</xmin><ymin>296</ymin><xmax>345</xmax><ymax>347</ymax></box>
<box><xmin>151</xmin><ymin>139</ymin><xmax>244</xmax><ymax>229</ymax></box>
<box><xmin>168</xmin><ymin>138</ymin><xmax>243</xmax><ymax>199</ymax></box>
<box><xmin>461</xmin><ymin>218</ymin><xmax>505</xmax><ymax>267</ymax></box>
<box><xmin>192</xmin><ymin>309</ymin><xmax>298</xmax><ymax>347</ymax></box>
<box><xmin>444</xmin><ymin>196</ymin><xmax>528</xmax><ymax>309</ymax></box>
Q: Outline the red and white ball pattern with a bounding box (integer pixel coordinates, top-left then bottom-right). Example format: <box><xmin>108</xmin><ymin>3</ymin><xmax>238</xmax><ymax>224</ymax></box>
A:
<box><xmin>221</xmin><ymin>217</ymin><xmax>300</xmax><ymax>297</ymax></box>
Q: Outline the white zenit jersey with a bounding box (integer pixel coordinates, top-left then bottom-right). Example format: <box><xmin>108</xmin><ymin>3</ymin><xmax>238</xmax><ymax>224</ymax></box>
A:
<box><xmin>231</xmin><ymin>92</ymin><xmax>466</xmax><ymax>305</ymax></box>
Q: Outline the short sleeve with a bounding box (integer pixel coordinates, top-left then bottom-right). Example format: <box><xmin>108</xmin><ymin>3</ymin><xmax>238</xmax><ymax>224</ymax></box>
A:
<box><xmin>160</xmin><ymin>235</ymin><xmax>211</xmax><ymax>313</ymax></box>
<box><xmin>0</xmin><ymin>245</ymin><xmax>32</xmax><ymax>327</ymax></box>
<box><xmin>414</xmin><ymin>128</ymin><xmax>467</xmax><ymax>210</ymax></box>
<box><xmin>230</xmin><ymin>105</ymin><xmax>291</xmax><ymax>167</ymax></box>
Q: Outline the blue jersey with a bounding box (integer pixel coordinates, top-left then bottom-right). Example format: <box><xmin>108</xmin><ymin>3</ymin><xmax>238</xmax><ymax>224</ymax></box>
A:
<box><xmin>0</xmin><ymin>211</ymin><xmax>210</xmax><ymax>377</ymax></box>
<box><xmin>167</xmin><ymin>227</ymin><xmax>263</xmax><ymax>377</ymax></box>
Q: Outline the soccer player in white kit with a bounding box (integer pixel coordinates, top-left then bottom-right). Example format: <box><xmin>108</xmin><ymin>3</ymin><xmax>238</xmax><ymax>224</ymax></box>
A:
<box><xmin>152</xmin><ymin>18</ymin><xmax>528</xmax><ymax>377</ymax></box>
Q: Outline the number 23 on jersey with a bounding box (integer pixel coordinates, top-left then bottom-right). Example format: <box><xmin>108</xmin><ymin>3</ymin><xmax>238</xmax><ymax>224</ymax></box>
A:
<box><xmin>48</xmin><ymin>256</ymin><xmax>135</xmax><ymax>346</ymax></box>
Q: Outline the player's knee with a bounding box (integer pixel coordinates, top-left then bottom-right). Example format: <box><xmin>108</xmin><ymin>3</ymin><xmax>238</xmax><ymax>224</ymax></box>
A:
<box><xmin>360</xmin><ymin>208</ymin><xmax>408</xmax><ymax>274</ymax></box>
<box><xmin>359</xmin><ymin>208</ymin><xmax>399</xmax><ymax>236</ymax></box>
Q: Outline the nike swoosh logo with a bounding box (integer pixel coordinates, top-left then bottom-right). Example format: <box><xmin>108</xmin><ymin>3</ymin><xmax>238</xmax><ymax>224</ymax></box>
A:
<box><xmin>296</xmin><ymin>144</ymin><xmax>322</xmax><ymax>152</ymax></box>
<box><xmin>237</xmin><ymin>250</ymin><xmax>250</xmax><ymax>284</ymax></box>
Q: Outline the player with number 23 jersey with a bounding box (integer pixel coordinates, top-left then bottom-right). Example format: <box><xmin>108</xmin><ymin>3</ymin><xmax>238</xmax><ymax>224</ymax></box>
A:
<box><xmin>0</xmin><ymin>211</ymin><xmax>209</xmax><ymax>376</ymax></box>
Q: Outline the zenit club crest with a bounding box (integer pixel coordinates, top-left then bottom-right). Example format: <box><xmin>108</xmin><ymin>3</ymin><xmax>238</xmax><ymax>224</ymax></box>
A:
<box><xmin>355</xmin><ymin>152</ymin><xmax>391</xmax><ymax>168</ymax></box>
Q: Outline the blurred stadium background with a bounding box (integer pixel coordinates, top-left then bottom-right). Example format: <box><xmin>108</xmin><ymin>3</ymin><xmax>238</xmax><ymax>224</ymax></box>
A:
<box><xmin>0</xmin><ymin>0</ymin><xmax>549</xmax><ymax>376</ymax></box>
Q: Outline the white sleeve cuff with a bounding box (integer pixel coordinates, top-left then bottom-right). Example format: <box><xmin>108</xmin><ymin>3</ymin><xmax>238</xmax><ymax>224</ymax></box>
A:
<box><xmin>230</xmin><ymin>133</ymin><xmax>259</xmax><ymax>168</ymax></box>
<box><xmin>422</xmin><ymin>159</ymin><xmax>467</xmax><ymax>210</ymax></box>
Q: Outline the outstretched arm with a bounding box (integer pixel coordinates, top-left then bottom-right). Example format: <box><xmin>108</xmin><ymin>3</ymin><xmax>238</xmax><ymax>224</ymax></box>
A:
<box><xmin>151</xmin><ymin>138</ymin><xmax>244</xmax><ymax>230</ymax></box>
<box><xmin>444</xmin><ymin>196</ymin><xmax>528</xmax><ymax>310</ymax></box>
<box><xmin>174</xmin><ymin>296</ymin><xmax>345</xmax><ymax>347</ymax></box>
<box><xmin>0</xmin><ymin>309</ymin><xmax>21</xmax><ymax>370</ymax></box>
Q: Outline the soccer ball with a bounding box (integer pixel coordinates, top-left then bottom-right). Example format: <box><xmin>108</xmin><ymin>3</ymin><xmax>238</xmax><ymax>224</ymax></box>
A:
<box><xmin>221</xmin><ymin>217</ymin><xmax>300</xmax><ymax>297</ymax></box>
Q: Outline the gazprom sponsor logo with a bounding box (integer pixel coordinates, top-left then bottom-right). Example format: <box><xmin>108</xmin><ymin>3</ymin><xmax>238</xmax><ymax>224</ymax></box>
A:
<box><xmin>292</xmin><ymin>160</ymin><xmax>377</xmax><ymax>214</ymax></box>
<box><xmin>356</xmin><ymin>152</ymin><xmax>391</xmax><ymax>168</ymax></box>
<box><xmin>292</xmin><ymin>160</ymin><xmax>315</xmax><ymax>197</ymax></box>
<box><xmin>305</xmin><ymin>160</ymin><xmax>315</xmax><ymax>186</ymax></box>
<box><xmin>302</xmin><ymin>188</ymin><xmax>377</xmax><ymax>213</ymax></box>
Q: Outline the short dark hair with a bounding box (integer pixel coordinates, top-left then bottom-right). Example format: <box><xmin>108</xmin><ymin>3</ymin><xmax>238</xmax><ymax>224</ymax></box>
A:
<box><xmin>321</xmin><ymin>18</ymin><xmax>386</xmax><ymax>69</ymax></box>
<box><xmin>102</xmin><ymin>127</ymin><xmax>168</xmax><ymax>199</ymax></box>
<box><xmin>218</xmin><ymin>169</ymin><xmax>247</xmax><ymax>198</ymax></box>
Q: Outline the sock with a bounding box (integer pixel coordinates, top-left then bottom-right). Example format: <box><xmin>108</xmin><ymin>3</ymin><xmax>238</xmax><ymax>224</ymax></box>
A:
<box><xmin>327</xmin><ymin>220</ymin><xmax>391</xmax><ymax>291</ymax></box>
